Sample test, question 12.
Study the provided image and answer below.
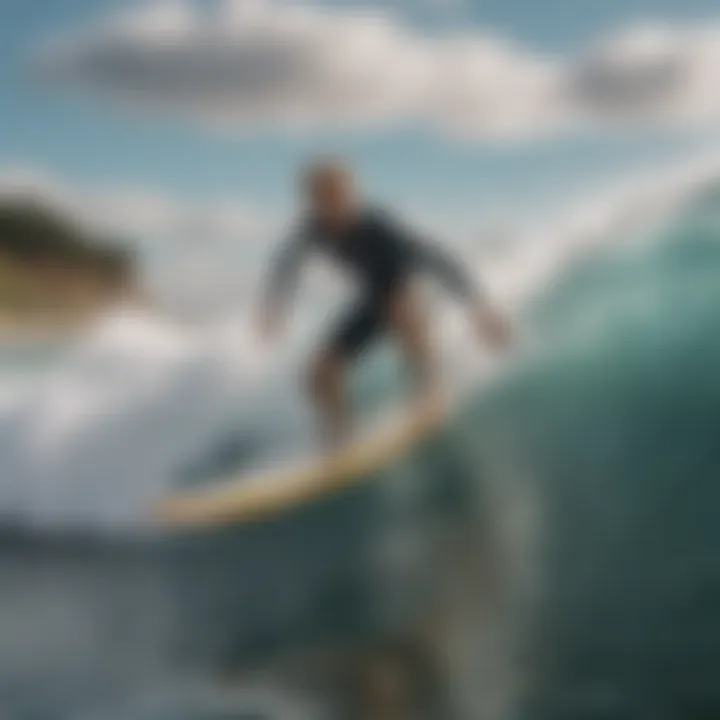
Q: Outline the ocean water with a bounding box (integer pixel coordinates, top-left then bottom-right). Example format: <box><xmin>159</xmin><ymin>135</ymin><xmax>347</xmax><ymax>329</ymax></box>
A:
<box><xmin>1</xmin><ymin>166</ymin><xmax>720</xmax><ymax>719</ymax></box>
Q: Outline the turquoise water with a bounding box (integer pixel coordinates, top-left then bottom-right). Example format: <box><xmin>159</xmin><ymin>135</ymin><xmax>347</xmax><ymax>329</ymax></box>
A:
<box><xmin>1</xmin><ymin>190</ymin><xmax>720</xmax><ymax>718</ymax></box>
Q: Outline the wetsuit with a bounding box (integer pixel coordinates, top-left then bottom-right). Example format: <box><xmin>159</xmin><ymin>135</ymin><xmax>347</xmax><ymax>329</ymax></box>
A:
<box><xmin>266</xmin><ymin>208</ymin><xmax>483</xmax><ymax>358</ymax></box>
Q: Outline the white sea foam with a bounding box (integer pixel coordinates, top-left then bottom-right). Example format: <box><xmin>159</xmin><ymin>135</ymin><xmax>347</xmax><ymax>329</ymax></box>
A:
<box><xmin>1</xmin><ymin>151</ymin><xmax>719</xmax><ymax>532</ymax></box>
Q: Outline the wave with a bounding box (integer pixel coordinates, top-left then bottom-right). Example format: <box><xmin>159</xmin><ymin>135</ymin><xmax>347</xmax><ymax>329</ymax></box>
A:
<box><xmin>1</xmin><ymin>151</ymin><xmax>720</xmax><ymax>534</ymax></box>
<box><xmin>2</xmin><ymin>154</ymin><xmax>720</xmax><ymax>720</ymax></box>
<box><xmin>0</xmin><ymin>309</ymin><xmax>313</xmax><ymax>532</ymax></box>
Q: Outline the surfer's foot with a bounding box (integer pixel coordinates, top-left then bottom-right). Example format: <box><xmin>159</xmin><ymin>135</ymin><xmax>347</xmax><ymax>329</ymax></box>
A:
<box><xmin>347</xmin><ymin>640</ymin><xmax>443</xmax><ymax>720</ymax></box>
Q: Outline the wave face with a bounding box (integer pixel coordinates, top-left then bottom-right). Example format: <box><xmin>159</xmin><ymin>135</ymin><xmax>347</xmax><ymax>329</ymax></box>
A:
<box><xmin>0</xmin><ymin>154</ymin><xmax>718</xmax><ymax>534</ymax></box>
<box><xmin>1</xmin><ymin>163</ymin><xmax>720</xmax><ymax>718</ymax></box>
<box><xmin>484</xmin><ymin>188</ymin><xmax>720</xmax><ymax>718</ymax></box>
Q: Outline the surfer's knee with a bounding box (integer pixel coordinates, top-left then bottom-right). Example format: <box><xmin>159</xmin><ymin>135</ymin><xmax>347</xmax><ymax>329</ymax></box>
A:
<box><xmin>388</xmin><ymin>286</ymin><xmax>430</xmax><ymax>352</ymax></box>
<box><xmin>307</xmin><ymin>352</ymin><xmax>344</xmax><ymax>402</ymax></box>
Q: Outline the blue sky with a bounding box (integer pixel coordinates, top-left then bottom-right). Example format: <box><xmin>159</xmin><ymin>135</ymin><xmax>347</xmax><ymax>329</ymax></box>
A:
<box><xmin>1</xmin><ymin>0</ymin><xmax>719</xmax><ymax>241</ymax></box>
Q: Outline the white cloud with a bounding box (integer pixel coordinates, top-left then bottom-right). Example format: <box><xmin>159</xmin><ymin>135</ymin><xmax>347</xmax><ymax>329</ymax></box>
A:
<box><xmin>0</xmin><ymin>166</ymin><xmax>266</xmax><ymax>247</ymax></box>
<box><xmin>0</xmin><ymin>167</ymin><xmax>274</xmax><ymax>314</ymax></box>
<box><xmin>568</xmin><ymin>23</ymin><xmax>720</xmax><ymax>130</ymax></box>
<box><xmin>34</xmin><ymin>0</ymin><xmax>720</xmax><ymax>139</ymax></box>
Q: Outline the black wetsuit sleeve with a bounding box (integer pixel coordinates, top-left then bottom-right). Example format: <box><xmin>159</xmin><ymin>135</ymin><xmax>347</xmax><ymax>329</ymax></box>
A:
<box><xmin>376</xmin><ymin>210</ymin><xmax>484</xmax><ymax>304</ymax></box>
<box><xmin>410</xmin><ymin>238</ymin><xmax>485</xmax><ymax>304</ymax></box>
<box><xmin>264</xmin><ymin>231</ymin><xmax>311</xmax><ymax>312</ymax></box>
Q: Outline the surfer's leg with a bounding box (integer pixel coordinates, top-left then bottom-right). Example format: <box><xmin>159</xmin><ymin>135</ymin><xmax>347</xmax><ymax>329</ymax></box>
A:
<box><xmin>308</xmin><ymin>303</ymin><xmax>383</xmax><ymax>446</ymax></box>
<box><xmin>346</xmin><ymin>638</ymin><xmax>445</xmax><ymax>720</ymax></box>
<box><xmin>386</xmin><ymin>283</ymin><xmax>438</xmax><ymax>399</ymax></box>
<box><xmin>308</xmin><ymin>350</ymin><xmax>349</xmax><ymax>447</ymax></box>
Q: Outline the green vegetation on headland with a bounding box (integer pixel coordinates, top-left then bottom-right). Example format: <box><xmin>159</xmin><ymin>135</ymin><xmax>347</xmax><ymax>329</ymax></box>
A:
<box><xmin>0</xmin><ymin>197</ymin><xmax>137</xmax><ymax>333</ymax></box>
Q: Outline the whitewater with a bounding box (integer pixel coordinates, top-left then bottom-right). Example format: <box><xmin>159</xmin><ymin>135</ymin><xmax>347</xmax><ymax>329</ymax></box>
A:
<box><xmin>1</xmin><ymin>153</ymin><xmax>720</xmax><ymax>719</ymax></box>
<box><xmin>0</xmin><ymin>151</ymin><xmax>718</xmax><ymax>533</ymax></box>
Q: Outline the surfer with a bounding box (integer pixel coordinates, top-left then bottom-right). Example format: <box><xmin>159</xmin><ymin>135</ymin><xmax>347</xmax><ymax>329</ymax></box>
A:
<box><xmin>259</xmin><ymin>159</ymin><xmax>510</xmax><ymax>446</ymax></box>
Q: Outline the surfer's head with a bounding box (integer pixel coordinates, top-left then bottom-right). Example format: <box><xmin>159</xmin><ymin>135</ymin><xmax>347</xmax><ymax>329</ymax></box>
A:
<box><xmin>302</xmin><ymin>158</ymin><xmax>358</xmax><ymax>230</ymax></box>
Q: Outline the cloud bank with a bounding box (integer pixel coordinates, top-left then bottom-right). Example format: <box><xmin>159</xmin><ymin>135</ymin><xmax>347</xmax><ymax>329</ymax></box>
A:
<box><xmin>0</xmin><ymin>167</ymin><xmax>274</xmax><ymax>315</ymax></box>
<box><xmin>0</xmin><ymin>166</ymin><xmax>265</xmax><ymax>247</ymax></box>
<box><xmin>35</xmin><ymin>0</ymin><xmax>720</xmax><ymax>140</ymax></box>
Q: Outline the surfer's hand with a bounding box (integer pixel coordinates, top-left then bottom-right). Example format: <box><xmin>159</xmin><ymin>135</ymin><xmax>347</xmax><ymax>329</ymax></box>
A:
<box><xmin>475</xmin><ymin>307</ymin><xmax>511</xmax><ymax>350</ymax></box>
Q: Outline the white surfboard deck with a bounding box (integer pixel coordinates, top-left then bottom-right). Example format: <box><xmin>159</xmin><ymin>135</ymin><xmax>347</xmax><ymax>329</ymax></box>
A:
<box><xmin>156</xmin><ymin>393</ymin><xmax>448</xmax><ymax>529</ymax></box>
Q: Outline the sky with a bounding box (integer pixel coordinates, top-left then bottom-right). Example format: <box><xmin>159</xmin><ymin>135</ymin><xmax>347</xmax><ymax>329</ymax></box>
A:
<box><xmin>1</xmin><ymin>0</ymin><xmax>720</xmax><ymax>307</ymax></box>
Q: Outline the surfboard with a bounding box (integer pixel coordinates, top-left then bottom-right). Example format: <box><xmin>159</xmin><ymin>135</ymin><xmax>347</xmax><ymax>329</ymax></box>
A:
<box><xmin>156</xmin><ymin>393</ymin><xmax>447</xmax><ymax>530</ymax></box>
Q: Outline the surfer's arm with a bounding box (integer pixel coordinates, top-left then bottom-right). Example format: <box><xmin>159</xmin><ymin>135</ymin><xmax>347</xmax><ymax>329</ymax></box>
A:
<box><xmin>373</xmin><ymin>208</ymin><xmax>483</xmax><ymax>303</ymax></box>
<box><xmin>388</xmin><ymin>216</ymin><xmax>511</xmax><ymax>349</ymax></box>
<box><xmin>260</xmin><ymin>232</ymin><xmax>310</xmax><ymax>337</ymax></box>
<box><xmin>415</xmin><ymin>239</ymin><xmax>511</xmax><ymax>347</ymax></box>
<box><xmin>410</xmin><ymin>238</ymin><xmax>485</xmax><ymax>306</ymax></box>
